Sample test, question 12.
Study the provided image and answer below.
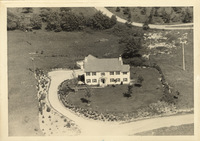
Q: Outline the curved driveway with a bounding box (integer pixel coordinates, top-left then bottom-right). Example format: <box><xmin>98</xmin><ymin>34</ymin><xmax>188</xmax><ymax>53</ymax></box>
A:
<box><xmin>48</xmin><ymin>70</ymin><xmax>194</xmax><ymax>136</ymax></box>
<box><xmin>94</xmin><ymin>7</ymin><xmax>193</xmax><ymax>30</ymax></box>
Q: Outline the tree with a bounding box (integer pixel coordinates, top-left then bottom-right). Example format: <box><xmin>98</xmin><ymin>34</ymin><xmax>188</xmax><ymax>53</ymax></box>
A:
<box><xmin>140</xmin><ymin>8</ymin><xmax>146</xmax><ymax>15</ymax></box>
<box><xmin>30</xmin><ymin>14</ymin><xmax>42</xmax><ymax>29</ymax></box>
<box><xmin>182</xmin><ymin>8</ymin><xmax>193</xmax><ymax>23</ymax></box>
<box><xmin>87</xmin><ymin>11</ymin><xmax>117</xmax><ymax>30</ymax></box>
<box><xmin>116</xmin><ymin>7</ymin><xmax>120</xmax><ymax>12</ymax></box>
<box><xmin>7</xmin><ymin>21</ymin><xmax>18</xmax><ymax>30</ymax></box>
<box><xmin>60</xmin><ymin>12</ymin><xmax>86</xmax><ymax>31</ymax></box>
<box><xmin>22</xmin><ymin>8</ymin><xmax>33</xmax><ymax>13</ymax></box>
<box><xmin>161</xmin><ymin>9</ymin><xmax>171</xmax><ymax>23</ymax></box>
<box><xmin>123</xmin><ymin>85</ymin><xmax>133</xmax><ymax>98</ymax></box>
<box><xmin>143</xmin><ymin>21</ymin><xmax>149</xmax><ymax>30</ymax></box>
<box><xmin>127</xmin><ymin>13</ymin><xmax>132</xmax><ymax>22</ymax></box>
<box><xmin>121</xmin><ymin>37</ymin><xmax>142</xmax><ymax>59</ymax></box>
<box><xmin>45</xmin><ymin>12</ymin><xmax>62</xmax><ymax>32</ymax></box>
<box><xmin>83</xmin><ymin>86</ymin><xmax>92</xmax><ymax>103</ymax></box>
<box><xmin>60</xmin><ymin>7</ymin><xmax>71</xmax><ymax>13</ymax></box>
<box><xmin>123</xmin><ymin>7</ymin><xmax>130</xmax><ymax>15</ymax></box>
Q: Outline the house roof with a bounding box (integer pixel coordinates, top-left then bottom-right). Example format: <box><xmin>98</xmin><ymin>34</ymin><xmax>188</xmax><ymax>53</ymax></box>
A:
<box><xmin>84</xmin><ymin>54</ymin><xmax>130</xmax><ymax>72</ymax></box>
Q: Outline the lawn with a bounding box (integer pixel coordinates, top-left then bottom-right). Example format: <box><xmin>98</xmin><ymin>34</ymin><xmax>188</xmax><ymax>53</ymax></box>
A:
<box><xmin>66</xmin><ymin>67</ymin><xmax>163</xmax><ymax>116</ymax></box>
<box><xmin>7</xmin><ymin>29</ymin><xmax>122</xmax><ymax>135</ymax></box>
<box><xmin>135</xmin><ymin>123</ymin><xmax>194</xmax><ymax>135</ymax></box>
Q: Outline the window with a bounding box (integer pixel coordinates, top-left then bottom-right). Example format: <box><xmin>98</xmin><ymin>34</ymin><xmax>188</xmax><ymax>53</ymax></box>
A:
<box><xmin>92</xmin><ymin>72</ymin><xmax>96</xmax><ymax>76</ymax></box>
<box><xmin>123</xmin><ymin>78</ymin><xmax>128</xmax><ymax>82</ymax></box>
<box><xmin>92</xmin><ymin>79</ymin><xmax>97</xmax><ymax>83</ymax></box>
<box><xmin>86</xmin><ymin>79</ymin><xmax>91</xmax><ymax>83</ymax></box>
<box><xmin>116</xmin><ymin>78</ymin><xmax>120</xmax><ymax>82</ymax></box>
<box><xmin>86</xmin><ymin>72</ymin><xmax>90</xmax><ymax>76</ymax></box>
<box><xmin>123</xmin><ymin>72</ymin><xmax>128</xmax><ymax>75</ymax></box>
<box><xmin>110</xmin><ymin>71</ymin><xmax>114</xmax><ymax>75</ymax></box>
<box><xmin>110</xmin><ymin>78</ymin><xmax>115</xmax><ymax>82</ymax></box>
<box><xmin>101</xmin><ymin>72</ymin><xmax>105</xmax><ymax>76</ymax></box>
<box><xmin>116</xmin><ymin>71</ymin><xmax>120</xmax><ymax>75</ymax></box>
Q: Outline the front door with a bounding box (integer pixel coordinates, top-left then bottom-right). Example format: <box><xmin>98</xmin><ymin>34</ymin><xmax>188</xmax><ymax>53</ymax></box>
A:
<box><xmin>101</xmin><ymin>78</ymin><xmax>105</xmax><ymax>84</ymax></box>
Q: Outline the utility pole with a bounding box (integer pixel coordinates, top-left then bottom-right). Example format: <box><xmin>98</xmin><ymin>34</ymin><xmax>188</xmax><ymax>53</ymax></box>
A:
<box><xmin>182</xmin><ymin>42</ymin><xmax>185</xmax><ymax>71</ymax></box>
<box><xmin>179</xmin><ymin>33</ymin><xmax>187</xmax><ymax>71</ymax></box>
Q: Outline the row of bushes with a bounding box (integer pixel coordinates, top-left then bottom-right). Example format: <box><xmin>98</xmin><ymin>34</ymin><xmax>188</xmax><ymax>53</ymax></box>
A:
<box><xmin>59</xmin><ymin>90</ymin><xmax>177</xmax><ymax>122</ymax></box>
<box><xmin>124</xmin><ymin>58</ymin><xmax>179</xmax><ymax>104</ymax></box>
<box><xmin>8</xmin><ymin>9</ymin><xmax>117</xmax><ymax>32</ymax></box>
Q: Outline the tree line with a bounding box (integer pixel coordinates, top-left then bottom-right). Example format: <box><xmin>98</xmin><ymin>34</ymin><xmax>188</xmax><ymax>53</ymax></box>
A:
<box><xmin>7</xmin><ymin>8</ymin><xmax>117</xmax><ymax>32</ymax></box>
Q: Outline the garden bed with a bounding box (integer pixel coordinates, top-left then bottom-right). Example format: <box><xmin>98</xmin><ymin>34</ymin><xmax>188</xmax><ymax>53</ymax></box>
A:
<box><xmin>35</xmin><ymin>69</ymin><xmax>80</xmax><ymax>136</ymax></box>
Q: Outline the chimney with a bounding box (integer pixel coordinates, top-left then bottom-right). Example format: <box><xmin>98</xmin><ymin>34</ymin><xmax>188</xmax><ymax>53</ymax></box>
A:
<box><xmin>119</xmin><ymin>55</ymin><xmax>123</xmax><ymax>65</ymax></box>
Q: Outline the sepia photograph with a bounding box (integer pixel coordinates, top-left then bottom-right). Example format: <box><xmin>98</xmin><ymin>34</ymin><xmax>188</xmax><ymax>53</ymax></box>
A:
<box><xmin>1</xmin><ymin>0</ymin><xmax>199</xmax><ymax>140</ymax></box>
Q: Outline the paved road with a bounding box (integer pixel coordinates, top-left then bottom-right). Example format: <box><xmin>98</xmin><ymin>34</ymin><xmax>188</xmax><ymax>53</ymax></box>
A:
<box><xmin>47</xmin><ymin>70</ymin><xmax>194</xmax><ymax>136</ymax></box>
<box><xmin>94</xmin><ymin>7</ymin><xmax>193</xmax><ymax>30</ymax></box>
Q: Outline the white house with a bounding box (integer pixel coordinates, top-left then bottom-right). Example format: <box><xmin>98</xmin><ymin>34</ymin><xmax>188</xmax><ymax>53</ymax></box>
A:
<box><xmin>79</xmin><ymin>54</ymin><xmax>130</xmax><ymax>86</ymax></box>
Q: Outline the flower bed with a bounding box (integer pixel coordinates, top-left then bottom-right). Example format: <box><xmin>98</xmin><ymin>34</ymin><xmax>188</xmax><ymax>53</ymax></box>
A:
<box><xmin>35</xmin><ymin>68</ymin><xmax>80</xmax><ymax>136</ymax></box>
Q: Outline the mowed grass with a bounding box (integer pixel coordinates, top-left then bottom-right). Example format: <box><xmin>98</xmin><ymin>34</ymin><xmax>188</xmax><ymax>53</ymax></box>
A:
<box><xmin>67</xmin><ymin>67</ymin><xmax>163</xmax><ymax>116</ymax></box>
<box><xmin>135</xmin><ymin>123</ymin><xmax>194</xmax><ymax>135</ymax></box>
<box><xmin>150</xmin><ymin>30</ymin><xmax>193</xmax><ymax>109</ymax></box>
<box><xmin>7</xmin><ymin>29</ymin><xmax>121</xmax><ymax>135</ymax></box>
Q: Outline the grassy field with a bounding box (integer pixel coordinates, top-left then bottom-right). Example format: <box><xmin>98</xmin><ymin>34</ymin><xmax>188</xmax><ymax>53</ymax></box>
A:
<box><xmin>149</xmin><ymin>30</ymin><xmax>194</xmax><ymax>109</ymax></box>
<box><xmin>66</xmin><ymin>67</ymin><xmax>163</xmax><ymax>116</ymax></box>
<box><xmin>7</xmin><ymin>28</ymin><xmax>122</xmax><ymax>135</ymax></box>
<box><xmin>135</xmin><ymin>123</ymin><xmax>194</xmax><ymax>135</ymax></box>
<box><xmin>7</xmin><ymin>6</ymin><xmax>193</xmax><ymax>135</ymax></box>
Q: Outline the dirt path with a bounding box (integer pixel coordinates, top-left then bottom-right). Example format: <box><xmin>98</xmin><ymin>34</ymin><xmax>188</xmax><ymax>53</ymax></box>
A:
<box><xmin>94</xmin><ymin>7</ymin><xmax>193</xmax><ymax>30</ymax></box>
<box><xmin>47</xmin><ymin>70</ymin><xmax>194</xmax><ymax>136</ymax></box>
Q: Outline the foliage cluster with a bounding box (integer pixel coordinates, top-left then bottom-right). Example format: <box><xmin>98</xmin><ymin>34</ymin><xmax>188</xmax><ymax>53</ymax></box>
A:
<box><xmin>45</xmin><ymin>10</ymin><xmax>117</xmax><ymax>32</ymax></box>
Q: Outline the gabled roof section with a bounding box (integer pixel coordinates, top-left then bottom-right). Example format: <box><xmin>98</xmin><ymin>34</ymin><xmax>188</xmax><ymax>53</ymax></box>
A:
<box><xmin>84</xmin><ymin>54</ymin><xmax>130</xmax><ymax>72</ymax></box>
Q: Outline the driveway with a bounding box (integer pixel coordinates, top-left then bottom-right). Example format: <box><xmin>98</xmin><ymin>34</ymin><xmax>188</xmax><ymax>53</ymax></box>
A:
<box><xmin>94</xmin><ymin>7</ymin><xmax>193</xmax><ymax>30</ymax></box>
<box><xmin>47</xmin><ymin>70</ymin><xmax>194</xmax><ymax>136</ymax></box>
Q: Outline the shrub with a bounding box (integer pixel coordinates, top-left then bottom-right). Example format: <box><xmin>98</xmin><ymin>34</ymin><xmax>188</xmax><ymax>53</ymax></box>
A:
<box><xmin>39</xmin><ymin>93</ymin><xmax>46</xmax><ymax>102</ymax></box>
<box><xmin>66</xmin><ymin>122</ymin><xmax>71</xmax><ymax>128</ymax></box>
<box><xmin>46</xmin><ymin>106</ymin><xmax>51</xmax><ymax>112</ymax></box>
